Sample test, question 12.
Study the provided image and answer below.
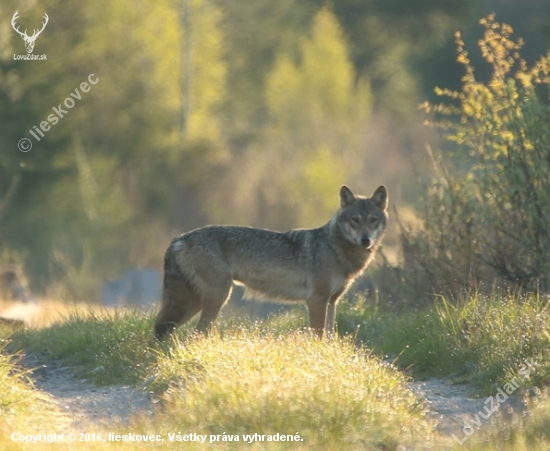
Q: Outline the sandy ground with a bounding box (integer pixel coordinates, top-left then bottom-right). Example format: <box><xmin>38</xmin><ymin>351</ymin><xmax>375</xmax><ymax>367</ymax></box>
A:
<box><xmin>16</xmin><ymin>351</ymin><xmax>158</xmax><ymax>430</ymax></box>
<box><xmin>410</xmin><ymin>377</ymin><xmax>534</xmax><ymax>439</ymax></box>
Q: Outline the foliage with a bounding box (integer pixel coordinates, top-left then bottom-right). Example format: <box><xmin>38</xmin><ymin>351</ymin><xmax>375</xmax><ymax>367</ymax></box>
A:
<box><xmin>415</xmin><ymin>14</ymin><xmax>550</xmax><ymax>294</ymax></box>
<box><xmin>210</xmin><ymin>7</ymin><xmax>372</xmax><ymax>228</ymax></box>
<box><xmin>0</xmin><ymin>0</ymin><xmax>226</xmax><ymax>297</ymax></box>
<box><xmin>1</xmin><ymin>0</ymin><xmax>548</xmax><ymax>297</ymax></box>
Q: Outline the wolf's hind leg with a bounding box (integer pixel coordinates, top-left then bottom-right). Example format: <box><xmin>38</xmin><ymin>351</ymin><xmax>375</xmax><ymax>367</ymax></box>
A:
<box><xmin>155</xmin><ymin>300</ymin><xmax>201</xmax><ymax>339</ymax></box>
<box><xmin>194</xmin><ymin>276</ymin><xmax>233</xmax><ymax>334</ymax></box>
<box><xmin>155</xmin><ymin>273</ymin><xmax>201</xmax><ymax>340</ymax></box>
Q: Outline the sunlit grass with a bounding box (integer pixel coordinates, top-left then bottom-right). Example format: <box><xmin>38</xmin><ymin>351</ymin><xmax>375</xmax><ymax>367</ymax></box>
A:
<box><xmin>7</xmin><ymin>308</ymin><xmax>435</xmax><ymax>449</ymax></box>
<box><xmin>0</xmin><ymin>342</ymin><xmax>62</xmax><ymax>449</ymax></box>
<box><xmin>2</xmin><ymin>294</ymin><xmax>550</xmax><ymax>449</ymax></box>
<box><xmin>338</xmin><ymin>291</ymin><xmax>550</xmax><ymax>391</ymax></box>
<box><xmin>2</xmin><ymin>308</ymin><xmax>436</xmax><ymax>450</ymax></box>
<box><xmin>462</xmin><ymin>396</ymin><xmax>550</xmax><ymax>450</ymax></box>
<box><xmin>151</xmin><ymin>330</ymin><xmax>434</xmax><ymax>449</ymax></box>
<box><xmin>8</xmin><ymin>308</ymin><xmax>157</xmax><ymax>385</ymax></box>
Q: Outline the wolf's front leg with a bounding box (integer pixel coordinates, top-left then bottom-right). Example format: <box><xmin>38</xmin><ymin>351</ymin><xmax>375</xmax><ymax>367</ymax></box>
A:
<box><xmin>306</xmin><ymin>295</ymin><xmax>330</xmax><ymax>338</ymax></box>
<box><xmin>325</xmin><ymin>289</ymin><xmax>345</xmax><ymax>339</ymax></box>
<box><xmin>325</xmin><ymin>303</ymin><xmax>336</xmax><ymax>339</ymax></box>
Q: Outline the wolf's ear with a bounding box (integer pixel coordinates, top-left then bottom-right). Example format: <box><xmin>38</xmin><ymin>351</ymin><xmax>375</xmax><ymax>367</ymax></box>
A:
<box><xmin>340</xmin><ymin>185</ymin><xmax>356</xmax><ymax>208</ymax></box>
<box><xmin>371</xmin><ymin>185</ymin><xmax>388</xmax><ymax>211</ymax></box>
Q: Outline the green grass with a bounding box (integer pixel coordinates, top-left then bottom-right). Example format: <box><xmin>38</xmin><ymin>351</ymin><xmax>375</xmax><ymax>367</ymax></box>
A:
<box><xmin>7</xmin><ymin>308</ymin><xmax>157</xmax><ymax>385</ymax></box>
<box><xmin>2</xmin><ymin>310</ymin><xmax>435</xmax><ymax>450</ymax></box>
<box><xmin>6</xmin><ymin>306</ymin><xmax>311</xmax><ymax>386</ymax></box>
<box><xmin>151</xmin><ymin>330</ymin><xmax>433</xmax><ymax>449</ymax></box>
<box><xmin>2</xmin><ymin>293</ymin><xmax>550</xmax><ymax>449</ymax></box>
<box><xmin>461</xmin><ymin>396</ymin><xmax>550</xmax><ymax>450</ymax></box>
<box><xmin>337</xmin><ymin>291</ymin><xmax>550</xmax><ymax>391</ymax></box>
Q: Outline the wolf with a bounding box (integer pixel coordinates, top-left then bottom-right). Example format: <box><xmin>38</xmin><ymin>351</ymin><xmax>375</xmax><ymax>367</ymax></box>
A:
<box><xmin>154</xmin><ymin>185</ymin><xmax>388</xmax><ymax>339</ymax></box>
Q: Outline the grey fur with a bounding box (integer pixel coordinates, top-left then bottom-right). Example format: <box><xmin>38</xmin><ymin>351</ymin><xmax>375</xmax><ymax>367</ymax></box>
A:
<box><xmin>155</xmin><ymin>185</ymin><xmax>388</xmax><ymax>339</ymax></box>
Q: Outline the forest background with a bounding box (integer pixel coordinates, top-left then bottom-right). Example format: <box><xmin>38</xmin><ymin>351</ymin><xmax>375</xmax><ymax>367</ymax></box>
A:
<box><xmin>1</xmin><ymin>0</ymin><xmax>549</xmax><ymax>301</ymax></box>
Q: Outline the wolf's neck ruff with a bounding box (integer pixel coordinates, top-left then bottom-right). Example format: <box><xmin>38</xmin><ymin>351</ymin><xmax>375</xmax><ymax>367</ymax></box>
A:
<box><xmin>326</xmin><ymin>218</ymin><xmax>376</xmax><ymax>277</ymax></box>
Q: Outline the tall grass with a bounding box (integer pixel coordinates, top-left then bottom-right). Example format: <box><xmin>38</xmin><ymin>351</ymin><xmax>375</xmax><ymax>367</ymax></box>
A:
<box><xmin>3</xmin><ymin>310</ymin><xmax>436</xmax><ymax>450</ymax></box>
<box><xmin>152</xmin><ymin>330</ymin><xmax>434</xmax><ymax>449</ymax></box>
<box><xmin>0</xmin><ymin>342</ymin><xmax>60</xmax><ymax>448</ymax></box>
<box><xmin>462</xmin><ymin>397</ymin><xmax>550</xmax><ymax>450</ymax></box>
<box><xmin>338</xmin><ymin>292</ymin><xmax>550</xmax><ymax>390</ymax></box>
<box><xmin>2</xmin><ymin>302</ymin><xmax>550</xmax><ymax>449</ymax></box>
<box><xmin>8</xmin><ymin>309</ymin><xmax>157</xmax><ymax>385</ymax></box>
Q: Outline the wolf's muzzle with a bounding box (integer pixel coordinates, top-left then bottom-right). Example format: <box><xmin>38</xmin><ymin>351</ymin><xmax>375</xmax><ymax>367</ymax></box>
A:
<box><xmin>360</xmin><ymin>236</ymin><xmax>372</xmax><ymax>248</ymax></box>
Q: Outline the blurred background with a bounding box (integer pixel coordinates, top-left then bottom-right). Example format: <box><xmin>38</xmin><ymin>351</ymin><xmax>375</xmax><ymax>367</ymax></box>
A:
<box><xmin>0</xmin><ymin>0</ymin><xmax>549</xmax><ymax>305</ymax></box>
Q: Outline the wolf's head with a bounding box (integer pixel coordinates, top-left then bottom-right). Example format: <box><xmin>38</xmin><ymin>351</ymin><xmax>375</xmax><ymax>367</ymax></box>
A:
<box><xmin>335</xmin><ymin>185</ymin><xmax>388</xmax><ymax>249</ymax></box>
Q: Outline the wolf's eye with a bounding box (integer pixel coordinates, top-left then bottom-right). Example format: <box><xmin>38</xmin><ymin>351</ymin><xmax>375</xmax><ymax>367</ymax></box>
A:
<box><xmin>351</xmin><ymin>216</ymin><xmax>361</xmax><ymax>225</ymax></box>
<box><xmin>369</xmin><ymin>216</ymin><xmax>379</xmax><ymax>225</ymax></box>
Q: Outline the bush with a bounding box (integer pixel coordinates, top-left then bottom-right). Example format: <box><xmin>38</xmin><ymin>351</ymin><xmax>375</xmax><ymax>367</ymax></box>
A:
<box><xmin>409</xmin><ymin>14</ymin><xmax>550</xmax><ymax>297</ymax></box>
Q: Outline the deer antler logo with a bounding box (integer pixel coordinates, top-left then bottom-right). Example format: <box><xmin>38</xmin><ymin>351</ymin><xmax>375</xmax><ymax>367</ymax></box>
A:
<box><xmin>11</xmin><ymin>11</ymin><xmax>49</xmax><ymax>54</ymax></box>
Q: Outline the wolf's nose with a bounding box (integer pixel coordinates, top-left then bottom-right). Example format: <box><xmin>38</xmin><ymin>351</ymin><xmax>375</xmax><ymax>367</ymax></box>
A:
<box><xmin>361</xmin><ymin>237</ymin><xmax>372</xmax><ymax>248</ymax></box>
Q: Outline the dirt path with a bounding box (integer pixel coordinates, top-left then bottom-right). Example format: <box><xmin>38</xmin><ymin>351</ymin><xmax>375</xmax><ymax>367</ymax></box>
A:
<box><xmin>17</xmin><ymin>351</ymin><xmax>157</xmax><ymax>430</ymax></box>
<box><xmin>410</xmin><ymin>377</ymin><xmax>532</xmax><ymax>440</ymax></box>
<box><xmin>16</xmin><ymin>349</ymin><xmax>533</xmax><ymax>440</ymax></box>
